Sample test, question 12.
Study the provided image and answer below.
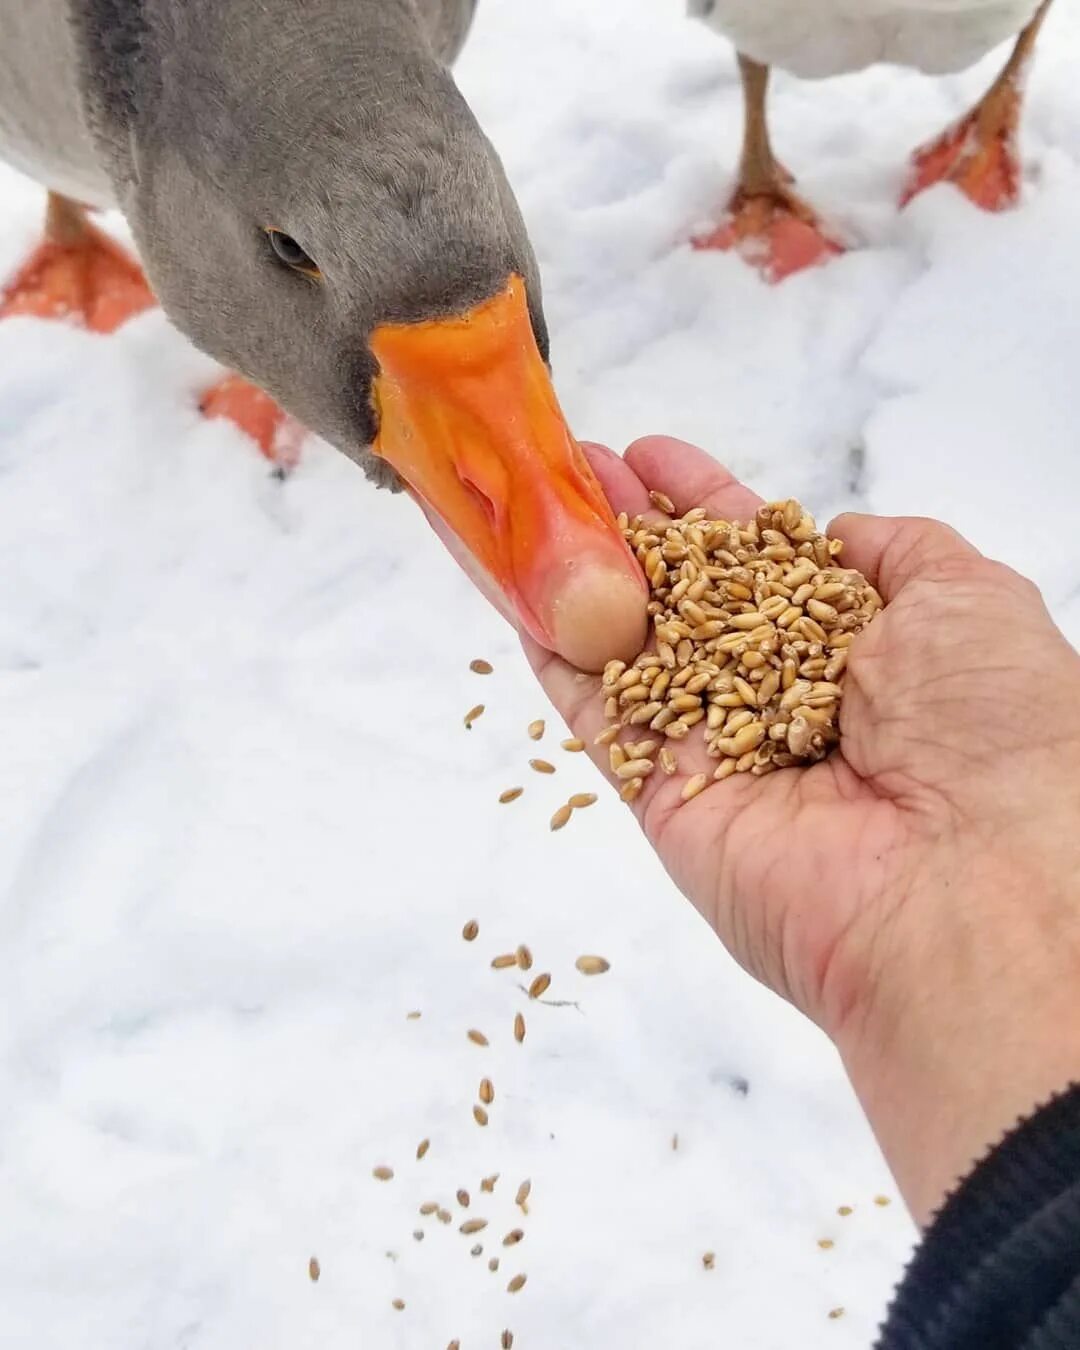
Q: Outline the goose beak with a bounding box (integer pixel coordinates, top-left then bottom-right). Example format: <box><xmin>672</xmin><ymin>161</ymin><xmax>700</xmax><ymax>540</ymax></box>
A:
<box><xmin>369</xmin><ymin>275</ymin><xmax>647</xmax><ymax>671</ymax></box>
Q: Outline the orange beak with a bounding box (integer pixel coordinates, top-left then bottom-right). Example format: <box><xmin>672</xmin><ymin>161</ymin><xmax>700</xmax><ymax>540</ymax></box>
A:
<box><xmin>369</xmin><ymin>276</ymin><xmax>647</xmax><ymax>671</ymax></box>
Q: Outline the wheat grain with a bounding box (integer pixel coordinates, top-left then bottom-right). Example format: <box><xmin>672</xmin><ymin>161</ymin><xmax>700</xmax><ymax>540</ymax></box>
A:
<box><xmin>597</xmin><ymin>501</ymin><xmax>881</xmax><ymax>795</ymax></box>
<box><xmin>575</xmin><ymin>955</ymin><xmax>610</xmax><ymax>975</ymax></box>
<box><xmin>550</xmin><ymin>804</ymin><xmax>573</xmax><ymax>831</ymax></box>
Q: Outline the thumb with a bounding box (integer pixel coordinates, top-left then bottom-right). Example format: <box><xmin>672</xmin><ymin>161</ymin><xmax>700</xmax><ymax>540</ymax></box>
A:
<box><xmin>829</xmin><ymin>514</ymin><xmax>982</xmax><ymax>602</ymax></box>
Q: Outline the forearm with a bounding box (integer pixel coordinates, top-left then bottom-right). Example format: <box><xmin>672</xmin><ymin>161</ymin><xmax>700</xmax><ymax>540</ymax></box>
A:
<box><xmin>836</xmin><ymin>851</ymin><xmax>1080</xmax><ymax>1225</ymax></box>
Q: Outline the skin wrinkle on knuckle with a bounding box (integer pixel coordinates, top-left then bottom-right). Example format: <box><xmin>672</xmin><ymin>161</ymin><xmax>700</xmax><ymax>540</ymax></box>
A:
<box><xmin>817</xmin><ymin>820</ymin><xmax>919</xmax><ymax>1038</ymax></box>
<box><xmin>879</xmin><ymin>527</ymin><xmax>974</xmax><ymax>596</ymax></box>
<box><xmin>780</xmin><ymin>892</ymin><xmax>823</xmax><ymax>1016</ymax></box>
<box><xmin>547</xmin><ymin>683</ymin><xmax>601</xmax><ymax>743</ymax></box>
<box><xmin>977</xmin><ymin>556</ymin><xmax>1040</xmax><ymax>601</ymax></box>
<box><xmin>703</xmin><ymin>815</ymin><xmax>748</xmax><ymax>963</ymax></box>
<box><xmin>693</xmin><ymin>797</ymin><xmax>767</xmax><ymax>965</ymax></box>
<box><xmin>723</xmin><ymin>879</ymin><xmax>757</xmax><ymax>987</ymax></box>
<box><xmin>640</xmin><ymin>783</ymin><xmax>686</xmax><ymax>852</ymax></box>
<box><xmin>892</xmin><ymin>751</ymin><xmax>975</xmax><ymax>831</ymax></box>
<box><xmin>753</xmin><ymin>843</ymin><xmax>798</xmax><ymax>996</ymax></box>
<box><xmin>829</xmin><ymin>876</ymin><xmax>919</xmax><ymax>1053</ymax></box>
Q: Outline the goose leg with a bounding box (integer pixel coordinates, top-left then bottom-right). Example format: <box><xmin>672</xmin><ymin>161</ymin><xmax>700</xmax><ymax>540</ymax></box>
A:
<box><xmin>693</xmin><ymin>55</ymin><xmax>843</xmax><ymax>282</ymax></box>
<box><xmin>199</xmin><ymin>376</ymin><xmax>304</xmax><ymax>473</ymax></box>
<box><xmin>901</xmin><ymin>0</ymin><xmax>1052</xmax><ymax>211</ymax></box>
<box><xmin>0</xmin><ymin>192</ymin><xmax>155</xmax><ymax>333</ymax></box>
<box><xmin>0</xmin><ymin>194</ymin><xmax>301</xmax><ymax>468</ymax></box>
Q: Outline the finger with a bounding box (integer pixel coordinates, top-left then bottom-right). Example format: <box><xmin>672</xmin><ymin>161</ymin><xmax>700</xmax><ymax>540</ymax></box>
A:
<box><xmin>526</xmin><ymin>436</ymin><xmax>766</xmax><ymax>820</ymax></box>
<box><xmin>522</xmin><ymin>637</ymin><xmax>602</xmax><ymax>741</ymax></box>
<box><xmin>523</xmin><ymin>632</ymin><xmax>731</xmax><ymax>828</ymax></box>
<box><xmin>582</xmin><ymin>441</ymin><xmax>682</xmax><ymax>542</ymax></box>
<box><xmin>623</xmin><ymin>435</ymin><xmax>764</xmax><ymax>522</ymax></box>
<box><xmin>529</xmin><ymin>436</ymin><xmax>761</xmax><ymax>814</ymax></box>
<box><xmin>829</xmin><ymin>513</ymin><xmax>982</xmax><ymax>603</ymax></box>
<box><xmin>580</xmin><ymin>441</ymin><xmax>653</xmax><ymax>520</ymax></box>
<box><xmin>525</xmin><ymin>626</ymin><xmax>793</xmax><ymax>913</ymax></box>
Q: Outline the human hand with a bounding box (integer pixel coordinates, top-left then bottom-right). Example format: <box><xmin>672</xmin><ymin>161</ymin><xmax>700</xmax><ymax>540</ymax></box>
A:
<box><xmin>527</xmin><ymin>435</ymin><xmax>1080</xmax><ymax>1220</ymax></box>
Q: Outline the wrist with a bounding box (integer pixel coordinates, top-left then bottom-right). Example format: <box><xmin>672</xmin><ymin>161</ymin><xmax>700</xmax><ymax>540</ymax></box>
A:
<box><xmin>833</xmin><ymin>841</ymin><xmax>1080</xmax><ymax>1224</ymax></box>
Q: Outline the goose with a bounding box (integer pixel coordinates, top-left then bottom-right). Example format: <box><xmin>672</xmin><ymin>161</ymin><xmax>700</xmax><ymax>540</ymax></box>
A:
<box><xmin>687</xmin><ymin>0</ymin><xmax>1052</xmax><ymax>280</ymax></box>
<box><xmin>0</xmin><ymin>0</ymin><xmax>647</xmax><ymax>671</ymax></box>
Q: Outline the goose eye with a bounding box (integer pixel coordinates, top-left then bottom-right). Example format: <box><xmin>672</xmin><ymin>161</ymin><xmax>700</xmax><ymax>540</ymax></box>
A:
<box><xmin>266</xmin><ymin>228</ymin><xmax>320</xmax><ymax>277</ymax></box>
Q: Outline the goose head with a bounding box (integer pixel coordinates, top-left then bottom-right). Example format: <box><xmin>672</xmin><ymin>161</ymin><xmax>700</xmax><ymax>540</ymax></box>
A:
<box><xmin>79</xmin><ymin>0</ymin><xmax>647</xmax><ymax>669</ymax></box>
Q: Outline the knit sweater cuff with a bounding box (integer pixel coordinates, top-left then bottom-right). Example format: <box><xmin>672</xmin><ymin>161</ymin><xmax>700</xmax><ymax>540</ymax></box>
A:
<box><xmin>877</xmin><ymin>1083</ymin><xmax>1080</xmax><ymax>1349</ymax></box>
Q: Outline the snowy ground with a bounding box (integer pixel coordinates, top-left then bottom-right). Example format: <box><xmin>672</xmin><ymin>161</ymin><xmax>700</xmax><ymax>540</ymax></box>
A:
<box><xmin>4</xmin><ymin>0</ymin><xmax>1080</xmax><ymax>1346</ymax></box>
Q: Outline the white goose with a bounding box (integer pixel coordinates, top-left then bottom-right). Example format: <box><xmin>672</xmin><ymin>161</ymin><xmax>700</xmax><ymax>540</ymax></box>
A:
<box><xmin>688</xmin><ymin>0</ymin><xmax>1052</xmax><ymax>280</ymax></box>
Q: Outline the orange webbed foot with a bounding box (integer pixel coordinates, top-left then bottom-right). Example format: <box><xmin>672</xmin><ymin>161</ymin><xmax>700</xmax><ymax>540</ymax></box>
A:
<box><xmin>200</xmin><ymin>375</ymin><xmax>305</xmax><ymax>473</ymax></box>
<box><xmin>1</xmin><ymin>218</ymin><xmax>155</xmax><ymax>333</ymax></box>
<box><xmin>693</xmin><ymin>183</ymin><xmax>844</xmax><ymax>283</ymax></box>
<box><xmin>901</xmin><ymin>102</ymin><xmax>1022</xmax><ymax>212</ymax></box>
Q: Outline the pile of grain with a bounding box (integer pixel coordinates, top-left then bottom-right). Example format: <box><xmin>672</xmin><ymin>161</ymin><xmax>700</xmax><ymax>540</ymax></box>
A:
<box><xmin>598</xmin><ymin>497</ymin><xmax>882</xmax><ymax>801</ymax></box>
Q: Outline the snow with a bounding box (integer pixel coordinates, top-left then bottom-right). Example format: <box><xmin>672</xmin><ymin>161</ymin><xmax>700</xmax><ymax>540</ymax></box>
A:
<box><xmin>3</xmin><ymin>0</ymin><xmax>1080</xmax><ymax>1344</ymax></box>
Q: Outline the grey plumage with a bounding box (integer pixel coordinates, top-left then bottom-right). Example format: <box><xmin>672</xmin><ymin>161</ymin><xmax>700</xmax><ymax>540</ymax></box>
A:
<box><xmin>0</xmin><ymin>0</ymin><xmax>543</xmax><ymax>482</ymax></box>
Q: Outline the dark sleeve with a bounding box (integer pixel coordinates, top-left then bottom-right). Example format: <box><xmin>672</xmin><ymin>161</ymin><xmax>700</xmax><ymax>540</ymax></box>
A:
<box><xmin>876</xmin><ymin>1084</ymin><xmax>1080</xmax><ymax>1349</ymax></box>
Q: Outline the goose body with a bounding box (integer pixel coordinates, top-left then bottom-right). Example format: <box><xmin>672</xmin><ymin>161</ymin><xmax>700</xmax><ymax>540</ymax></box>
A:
<box><xmin>0</xmin><ymin>0</ymin><xmax>480</xmax><ymax>213</ymax></box>
<box><xmin>0</xmin><ymin>1</ymin><xmax>108</xmax><ymax>205</ymax></box>
<box><xmin>0</xmin><ymin>0</ymin><xmax>647</xmax><ymax>671</ymax></box>
<box><xmin>688</xmin><ymin>0</ymin><xmax>1053</xmax><ymax>279</ymax></box>
<box><xmin>688</xmin><ymin>0</ymin><xmax>1045</xmax><ymax>78</ymax></box>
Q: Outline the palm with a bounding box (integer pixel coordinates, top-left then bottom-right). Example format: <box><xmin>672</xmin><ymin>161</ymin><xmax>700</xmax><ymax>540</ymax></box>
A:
<box><xmin>525</xmin><ymin>436</ymin><xmax>985</xmax><ymax>1028</ymax></box>
<box><xmin>533</xmin><ymin>622</ymin><xmax>906</xmax><ymax>1023</ymax></box>
<box><xmin>517</xmin><ymin>437</ymin><xmax>1080</xmax><ymax>1225</ymax></box>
